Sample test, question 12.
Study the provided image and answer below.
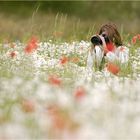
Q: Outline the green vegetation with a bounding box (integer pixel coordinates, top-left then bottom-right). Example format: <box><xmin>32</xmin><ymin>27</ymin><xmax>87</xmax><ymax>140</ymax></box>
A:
<box><xmin>0</xmin><ymin>1</ymin><xmax>140</xmax><ymax>42</ymax></box>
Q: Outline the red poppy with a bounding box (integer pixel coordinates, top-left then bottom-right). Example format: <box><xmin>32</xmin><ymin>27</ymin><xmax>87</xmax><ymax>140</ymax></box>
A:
<box><xmin>48</xmin><ymin>105</ymin><xmax>71</xmax><ymax>131</ymax></box>
<box><xmin>132</xmin><ymin>35</ymin><xmax>137</xmax><ymax>44</ymax></box>
<box><xmin>10</xmin><ymin>51</ymin><xmax>17</xmax><ymax>58</ymax></box>
<box><xmin>47</xmin><ymin>105</ymin><xmax>66</xmax><ymax>130</ymax></box>
<box><xmin>60</xmin><ymin>56</ymin><xmax>69</xmax><ymax>65</ymax></box>
<box><xmin>132</xmin><ymin>34</ymin><xmax>140</xmax><ymax>44</ymax></box>
<box><xmin>74</xmin><ymin>86</ymin><xmax>86</xmax><ymax>100</ymax></box>
<box><xmin>107</xmin><ymin>63</ymin><xmax>120</xmax><ymax>75</ymax></box>
<box><xmin>48</xmin><ymin>75</ymin><xmax>62</xmax><ymax>86</ymax></box>
<box><xmin>137</xmin><ymin>34</ymin><xmax>140</xmax><ymax>40</ymax></box>
<box><xmin>24</xmin><ymin>36</ymin><xmax>38</xmax><ymax>53</ymax></box>
<box><xmin>47</xmin><ymin>105</ymin><xmax>78</xmax><ymax>131</ymax></box>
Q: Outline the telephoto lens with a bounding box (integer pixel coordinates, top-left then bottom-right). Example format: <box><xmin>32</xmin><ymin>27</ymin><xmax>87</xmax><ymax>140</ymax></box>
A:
<box><xmin>91</xmin><ymin>35</ymin><xmax>102</xmax><ymax>45</ymax></box>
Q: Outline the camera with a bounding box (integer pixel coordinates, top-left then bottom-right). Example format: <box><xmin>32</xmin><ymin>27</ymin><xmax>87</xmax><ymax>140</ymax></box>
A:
<box><xmin>91</xmin><ymin>34</ymin><xmax>110</xmax><ymax>46</ymax></box>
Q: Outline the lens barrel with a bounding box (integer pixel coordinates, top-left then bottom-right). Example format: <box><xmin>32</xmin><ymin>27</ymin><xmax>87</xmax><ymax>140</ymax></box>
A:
<box><xmin>91</xmin><ymin>35</ymin><xmax>102</xmax><ymax>45</ymax></box>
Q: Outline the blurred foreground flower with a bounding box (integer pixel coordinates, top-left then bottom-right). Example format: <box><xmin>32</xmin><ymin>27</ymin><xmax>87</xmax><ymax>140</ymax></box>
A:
<box><xmin>47</xmin><ymin>105</ymin><xmax>79</xmax><ymax>132</ymax></box>
<box><xmin>48</xmin><ymin>105</ymin><xmax>66</xmax><ymax>130</ymax></box>
<box><xmin>48</xmin><ymin>75</ymin><xmax>62</xmax><ymax>86</ymax></box>
<box><xmin>21</xmin><ymin>99</ymin><xmax>35</xmax><ymax>113</ymax></box>
<box><xmin>24</xmin><ymin>36</ymin><xmax>38</xmax><ymax>53</ymax></box>
<box><xmin>106</xmin><ymin>62</ymin><xmax>120</xmax><ymax>75</ymax></box>
<box><xmin>74</xmin><ymin>86</ymin><xmax>86</xmax><ymax>100</ymax></box>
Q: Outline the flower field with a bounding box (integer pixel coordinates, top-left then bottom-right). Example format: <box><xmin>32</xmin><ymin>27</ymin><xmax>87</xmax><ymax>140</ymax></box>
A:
<box><xmin>0</xmin><ymin>36</ymin><xmax>140</xmax><ymax>140</ymax></box>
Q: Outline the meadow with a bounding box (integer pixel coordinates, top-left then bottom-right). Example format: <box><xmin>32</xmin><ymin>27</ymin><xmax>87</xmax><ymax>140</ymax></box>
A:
<box><xmin>0</xmin><ymin>2</ymin><xmax>140</xmax><ymax>139</ymax></box>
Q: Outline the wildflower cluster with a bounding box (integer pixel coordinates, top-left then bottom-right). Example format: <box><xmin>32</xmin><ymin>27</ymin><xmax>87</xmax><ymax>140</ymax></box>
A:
<box><xmin>0</xmin><ymin>35</ymin><xmax>140</xmax><ymax>139</ymax></box>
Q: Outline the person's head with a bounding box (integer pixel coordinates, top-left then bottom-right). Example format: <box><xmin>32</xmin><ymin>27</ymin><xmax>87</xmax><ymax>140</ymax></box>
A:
<box><xmin>91</xmin><ymin>23</ymin><xmax>122</xmax><ymax>47</ymax></box>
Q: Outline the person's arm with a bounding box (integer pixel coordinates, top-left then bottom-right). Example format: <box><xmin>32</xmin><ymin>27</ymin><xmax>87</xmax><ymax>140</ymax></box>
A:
<box><xmin>105</xmin><ymin>46</ymin><xmax>129</xmax><ymax>64</ymax></box>
<box><xmin>116</xmin><ymin>46</ymin><xmax>129</xmax><ymax>63</ymax></box>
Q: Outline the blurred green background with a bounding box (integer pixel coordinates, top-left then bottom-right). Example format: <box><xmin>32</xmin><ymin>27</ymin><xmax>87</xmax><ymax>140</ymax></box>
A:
<box><xmin>0</xmin><ymin>1</ymin><xmax>140</xmax><ymax>41</ymax></box>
